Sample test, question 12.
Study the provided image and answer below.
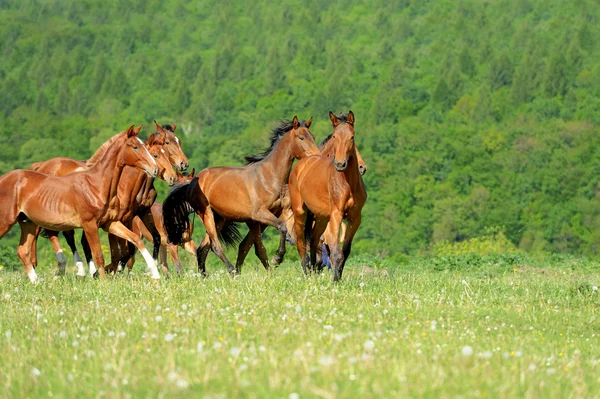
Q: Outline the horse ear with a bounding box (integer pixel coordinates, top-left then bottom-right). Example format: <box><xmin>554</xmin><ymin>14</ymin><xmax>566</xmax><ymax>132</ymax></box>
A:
<box><xmin>133</xmin><ymin>124</ymin><xmax>143</xmax><ymax>135</ymax></box>
<box><xmin>292</xmin><ymin>116</ymin><xmax>299</xmax><ymax>130</ymax></box>
<box><xmin>176</xmin><ymin>169</ymin><xmax>183</xmax><ymax>178</ymax></box>
<box><xmin>190</xmin><ymin>168</ymin><xmax>196</xmax><ymax>178</ymax></box>
<box><xmin>347</xmin><ymin>110</ymin><xmax>355</xmax><ymax>126</ymax></box>
<box><xmin>305</xmin><ymin>117</ymin><xmax>313</xmax><ymax>128</ymax></box>
<box><xmin>153</xmin><ymin>120</ymin><xmax>161</xmax><ymax>131</ymax></box>
<box><xmin>125</xmin><ymin>124</ymin><xmax>135</xmax><ymax>137</ymax></box>
<box><xmin>329</xmin><ymin>111</ymin><xmax>339</xmax><ymax>127</ymax></box>
<box><xmin>172</xmin><ymin>122</ymin><xmax>177</xmax><ymax>131</ymax></box>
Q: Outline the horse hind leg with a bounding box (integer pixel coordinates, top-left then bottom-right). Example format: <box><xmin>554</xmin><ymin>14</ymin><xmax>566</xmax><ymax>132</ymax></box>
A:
<box><xmin>235</xmin><ymin>227</ymin><xmax>255</xmax><ymax>274</ymax></box>
<box><xmin>196</xmin><ymin>234</ymin><xmax>211</xmax><ymax>277</ymax></box>
<box><xmin>63</xmin><ymin>230</ymin><xmax>85</xmax><ymax>277</ymax></box>
<box><xmin>249</xmin><ymin>222</ymin><xmax>270</xmax><ymax>273</ymax></box>
<box><xmin>47</xmin><ymin>231</ymin><xmax>67</xmax><ymax>276</ymax></box>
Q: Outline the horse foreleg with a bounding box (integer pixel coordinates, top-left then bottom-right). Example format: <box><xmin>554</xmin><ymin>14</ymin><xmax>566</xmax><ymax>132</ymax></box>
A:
<box><xmin>338</xmin><ymin>213</ymin><xmax>361</xmax><ymax>279</ymax></box>
<box><xmin>63</xmin><ymin>230</ymin><xmax>85</xmax><ymax>277</ymax></box>
<box><xmin>196</xmin><ymin>233</ymin><xmax>211</xmax><ymax>277</ymax></box>
<box><xmin>309</xmin><ymin>218</ymin><xmax>328</xmax><ymax>274</ymax></box>
<box><xmin>323</xmin><ymin>210</ymin><xmax>344</xmax><ymax>282</ymax></box>
<box><xmin>81</xmin><ymin>225</ymin><xmax>105</xmax><ymax>279</ymax></box>
<box><xmin>16</xmin><ymin>221</ymin><xmax>39</xmax><ymax>283</ymax></box>
<box><xmin>80</xmin><ymin>233</ymin><xmax>97</xmax><ymax>276</ymax></box>
<box><xmin>105</xmin><ymin>221</ymin><xmax>160</xmax><ymax>280</ymax></box>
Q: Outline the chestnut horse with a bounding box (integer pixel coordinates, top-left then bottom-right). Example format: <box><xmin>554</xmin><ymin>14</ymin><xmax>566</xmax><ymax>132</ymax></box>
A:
<box><xmin>289</xmin><ymin>111</ymin><xmax>367</xmax><ymax>281</ymax></box>
<box><xmin>164</xmin><ymin>116</ymin><xmax>319</xmax><ymax>275</ymax></box>
<box><xmin>236</xmin><ymin>132</ymin><xmax>368</xmax><ymax>270</ymax></box>
<box><xmin>29</xmin><ymin>122</ymin><xmax>181</xmax><ymax>277</ymax></box>
<box><xmin>0</xmin><ymin>126</ymin><xmax>161</xmax><ymax>282</ymax></box>
<box><xmin>129</xmin><ymin>168</ymin><xmax>198</xmax><ymax>275</ymax></box>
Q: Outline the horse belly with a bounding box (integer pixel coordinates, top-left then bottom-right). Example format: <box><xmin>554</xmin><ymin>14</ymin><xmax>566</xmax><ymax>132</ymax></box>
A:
<box><xmin>20</xmin><ymin>187</ymin><xmax>82</xmax><ymax>230</ymax></box>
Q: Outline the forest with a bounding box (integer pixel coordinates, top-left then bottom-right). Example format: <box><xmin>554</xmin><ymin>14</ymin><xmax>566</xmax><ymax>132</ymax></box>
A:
<box><xmin>1</xmin><ymin>0</ymin><xmax>600</xmax><ymax>259</ymax></box>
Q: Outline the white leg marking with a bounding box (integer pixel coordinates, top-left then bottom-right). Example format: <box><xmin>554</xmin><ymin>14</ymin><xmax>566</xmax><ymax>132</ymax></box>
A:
<box><xmin>89</xmin><ymin>261</ymin><xmax>98</xmax><ymax>276</ymax></box>
<box><xmin>140</xmin><ymin>249</ymin><xmax>160</xmax><ymax>279</ymax></box>
<box><xmin>74</xmin><ymin>252</ymin><xmax>85</xmax><ymax>276</ymax></box>
<box><xmin>117</xmin><ymin>263</ymin><xmax>124</xmax><ymax>272</ymax></box>
<box><xmin>28</xmin><ymin>269</ymin><xmax>38</xmax><ymax>284</ymax></box>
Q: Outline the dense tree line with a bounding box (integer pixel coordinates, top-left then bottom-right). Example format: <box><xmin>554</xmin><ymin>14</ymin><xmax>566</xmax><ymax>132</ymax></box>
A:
<box><xmin>1</xmin><ymin>0</ymin><xmax>600</xmax><ymax>258</ymax></box>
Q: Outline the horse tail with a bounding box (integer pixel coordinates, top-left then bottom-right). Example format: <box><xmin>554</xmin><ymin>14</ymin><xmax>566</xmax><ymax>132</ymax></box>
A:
<box><xmin>213</xmin><ymin>213</ymin><xmax>243</xmax><ymax>248</ymax></box>
<box><xmin>38</xmin><ymin>228</ymin><xmax>50</xmax><ymax>238</ymax></box>
<box><xmin>163</xmin><ymin>176</ymin><xmax>200</xmax><ymax>245</ymax></box>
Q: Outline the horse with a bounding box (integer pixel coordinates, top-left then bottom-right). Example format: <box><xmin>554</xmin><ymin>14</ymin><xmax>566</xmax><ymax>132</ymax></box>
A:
<box><xmin>236</xmin><ymin>132</ymin><xmax>369</xmax><ymax>270</ymax></box>
<box><xmin>289</xmin><ymin>111</ymin><xmax>367</xmax><ymax>281</ymax></box>
<box><xmin>29</xmin><ymin>122</ymin><xmax>181</xmax><ymax>277</ymax></box>
<box><xmin>164</xmin><ymin>116</ymin><xmax>319</xmax><ymax>276</ymax></box>
<box><xmin>104</xmin><ymin>121</ymin><xmax>188</xmax><ymax>275</ymax></box>
<box><xmin>0</xmin><ymin>125</ymin><xmax>161</xmax><ymax>282</ymax></box>
<box><xmin>129</xmin><ymin>168</ymin><xmax>198</xmax><ymax>276</ymax></box>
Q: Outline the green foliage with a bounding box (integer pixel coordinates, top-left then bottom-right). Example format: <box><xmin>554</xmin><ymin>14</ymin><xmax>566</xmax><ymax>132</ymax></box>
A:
<box><xmin>434</xmin><ymin>227</ymin><xmax>518</xmax><ymax>256</ymax></box>
<box><xmin>1</xmin><ymin>0</ymin><xmax>600</xmax><ymax>258</ymax></box>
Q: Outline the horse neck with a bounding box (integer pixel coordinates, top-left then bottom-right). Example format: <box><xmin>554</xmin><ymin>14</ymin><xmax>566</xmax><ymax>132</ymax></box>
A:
<box><xmin>258</xmin><ymin>135</ymin><xmax>295</xmax><ymax>188</ymax></box>
<box><xmin>86</xmin><ymin>141</ymin><xmax>127</xmax><ymax>206</ymax></box>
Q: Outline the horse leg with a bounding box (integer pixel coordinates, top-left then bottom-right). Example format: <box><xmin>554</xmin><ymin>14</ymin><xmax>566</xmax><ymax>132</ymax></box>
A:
<box><xmin>81</xmin><ymin>225</ymin><xmax>106</xmax><ymax>278</ymax></box>
<box><xmin>105</xmin><ymin>221</ymin><xmax>160</xmax><ymax>280</ymax></box>
<box><xmin>235</xmin><ymin>228</ymin><xmax>255</xmax><ymax>274</ymax></box>
<box><xmin>29</xmin><ymin>225</ymin><xmax>40</xmax><ymax>269</ymax></box>
<box><xmin>196</xmin><ymin>234</ymin><xmax>211</xmax><ymax>277</ymax></box>
<box><xmin>106</xmin><ymin>234</ymin><xmax>122</xmax><ymax>274</ymax></box>
<box><xmin>139</xmin><ymin>212</ymin><xmax>163</xmax><ymax>276</ymax></box>
<box><xmin>47</xmin><ymin>231</ymin><xmax>67</xmax><ymax>276</ymax></box>
<box><xmin>250</xmin><ymin>222</ymin><xmax>270</xmax><ymax>273</ymax></box>
<box><xmin>160</xmin><ymin>244</ymin><xmax>170</xmax><ymax>275</ymax></box>
<box><xmin>309</xmin><ymin>218</ymin><xmax>328</xmax><ymax>274</ymax></box>
<box><xmin>16</xmin><ymin>221</ymin><xmax>39</xmax><ymax>283</ymax></box>
<box><xmin>323</xmin><ymin>210</ymin><xmax>344</xmax><ymax>282</ymax></box>
<box><xmin>201</xmin><ymin>208</ymin><xmax>236</xmax><ymax>275</ymax></box>
<box><xmin>291</xmin><ymin>203</ymin><xmax>310</xmax><ymax>276</ymax></box>
<box><xmin>64</xmin><ymin>230</ymin><xmax>85</xmax><ymax>277</ymax></box>
<box><xmin>80</xmin><ymin>233</ymin><xmax>98</xmax><ymax>277</ymax></box>
<box><xmin>338</xmin><ymin>214</ymin><xmax>361</xmax><ymax>279</ymax></box>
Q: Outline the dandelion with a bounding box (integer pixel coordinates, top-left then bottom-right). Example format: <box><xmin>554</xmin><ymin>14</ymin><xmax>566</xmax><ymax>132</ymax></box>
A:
<box><xmin>155</xmin><ymin>316</ymin><xmax>163</xmax><ymax>322</ymax></box>
<box><xmin>364</xmin><ymin>340</ymin><xmax>375</xmax><ymax>351</ymax></box>
<box><xmin>164</xmin><ymin>333</ymin><xmax>176</xmax><ymax>342</ymax></box>
<box><xmin>31</xmin><ymin>367</ymin><xmax>41</xmax><ymax>377</ymax></box>
<box><xmin>176</xmin><ymin>378</ymin><xmax>189</xmax><ymax>389</ymax></box>
<box><xmin>213</xmin><ymin>342</ymin><xmax>222</xmax><ymax>350</ymax></box>
<box><xmin>197</xmin><ymin>342</ymin><xmax>205</xmax><ymax>353</ymax></box>
<box><xmin>461</xmin><ymin>346</ymin><xmax>474</xmax><ymax>357</ymax></box>
<box><xmin>289</xmin><ymin>393</ymin><xmax>300</xmax><ymax>399</ymax></box>
<box><xmin>318</xmin><ymin>356</ymin><xmax>334</xmax><ymax>366</ymax></box>
<box><xmin>181</xmin><ymin>304</ymin><xmax>188</xmax><ymax>311</ymax></box>
<box><xmin>108</xmin><ymin>331</ymin><xmax>115</xmax><ymax>337</ymax></box>
<box><xmin>230</xmin><ymin>347</ymin><xmax>242</xmax><ymax>357</ymax></box>
<box><xmin>72</xmin><ymin>340</ymin><xmax>79</xmax><ymax>348</ymax></box>
<box><xmin>5</xmin><ymin>330</ymin><xmax>11</xmax><ymax>339</ymax></box>
<box><xmin>478</xmin><ymin>351</ymin><xmax>493</xmax><ymax>359</ymax></box>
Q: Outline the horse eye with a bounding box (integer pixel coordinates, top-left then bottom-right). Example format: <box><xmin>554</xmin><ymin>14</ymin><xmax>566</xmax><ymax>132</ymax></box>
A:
<box><xmin>133</xmin><ymin>146</ymin><xmax>139</xmax><ymax>150</ymax></box>
<box><xmin>299</xmin><ymin>136</ymin><xmax>305</xmax><ymax>141</ymax></box>
<box><xmin>351</xmin><ymin>136</ymin><xmax>354</xmax><ymax>140</ymax></box>
<box><xmin>154</xmin><ymin>154</ymin><xmax>159</xmax><ymax>158</ymax></box>
<box><xmin>166</xmin><ymin>141</ymin><xmax>170</xmax><ymax>145</ymax></box>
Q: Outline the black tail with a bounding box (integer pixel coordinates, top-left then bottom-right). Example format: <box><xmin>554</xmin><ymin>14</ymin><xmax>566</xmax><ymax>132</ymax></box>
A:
<box><xmin>39</xmin><ymin>228</ymin><xmax>50</xmax><ymax>239</ymax></box>
<box><xmin>214</xmin><ymin>213</ymin><xmax>243</xmax><ymax>248</ymax></box>
<box><xmin>163</xmin><ymin>176</ymin><xmax>199</xmax><ymax>245</ymax></box>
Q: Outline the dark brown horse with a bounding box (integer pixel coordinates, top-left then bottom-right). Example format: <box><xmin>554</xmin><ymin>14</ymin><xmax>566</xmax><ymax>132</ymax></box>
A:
<box><xmin>164</xmin><ymin>116</ymin><xmax>319</xmax><ymax>275</ymax></box>
<box><xmin>289</xmin><ymin>111</ymin><xmax>367</xmax><ymax>281</ymax></box>
<box><xmin>0</xmin><ymin>126</ymin><xmax>160</xmax><ymax>282</ymax></box>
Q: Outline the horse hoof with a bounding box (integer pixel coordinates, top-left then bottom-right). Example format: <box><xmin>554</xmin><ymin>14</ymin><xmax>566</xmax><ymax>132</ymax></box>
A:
<box><xmin>92</xmin><ymin>271</ymin><xmax>100</xmax><ymax>279</ymax></box>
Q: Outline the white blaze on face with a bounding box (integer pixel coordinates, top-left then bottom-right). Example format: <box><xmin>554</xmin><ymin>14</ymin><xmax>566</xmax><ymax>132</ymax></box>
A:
<box><xmin>137</xmin><ymin>137</ymin><xmax>157</xmax><ymax>167</ymax></box>
<box><xmin>89</xmin><ymin>261</ymin><xmax>98</xmax><ymax>276</ymax></box>
<box><xmin>27</xmin><ymin>269</ymin><xmax>38</xmax><ymax>283</ymax></box>
<box><xmin>140</xmin><ymin>249</ymin><xmax>160</xmax><ymax>279</ymax></box>
<box><xmin>175</xmin><ymin>137</ymin><xmax>180</xmax><ymax>145</ymax></box>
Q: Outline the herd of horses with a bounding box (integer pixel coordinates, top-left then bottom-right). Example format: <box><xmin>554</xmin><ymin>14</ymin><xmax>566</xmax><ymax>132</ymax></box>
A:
<box><xmin>0</xmin><ymin>111</ymin><xmax>366</xmax><ymax>283</ymax></box>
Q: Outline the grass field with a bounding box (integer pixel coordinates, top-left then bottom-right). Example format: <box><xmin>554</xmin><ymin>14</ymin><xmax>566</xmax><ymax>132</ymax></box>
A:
<box><xmin>1</xmin><ymin>254</ymin><xmax>599</xmax><ymax>398</ymax></box>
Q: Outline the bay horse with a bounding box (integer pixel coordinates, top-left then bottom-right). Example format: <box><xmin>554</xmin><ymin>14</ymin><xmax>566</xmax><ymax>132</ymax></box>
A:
<box><xmin>129</xmin><ymin>168</ymin><xmax>198</xmax><ymax>275</ymax></box>
<box><xmin>0</xmin><ymin>126</ymin><xmax>161</xmax><ymax>282</ymax></box>
<box><xmin>164</xmin><ymin>116</ymin><xmax>319</xmax><ymax>275</ymax></box>
<box><xmin>236</xmin><ymin>133</ymin><xmax>368</xmax><ymax>270</ymax></box>
<box><xmin>29</xmin><ymin>122</ymin><xmax>181</xmax><ymax>277</ymax></box>
<box><xmin>289</xmin><ymin>111</ymin><xmax>367</xmax><ymax>281</ymax></box>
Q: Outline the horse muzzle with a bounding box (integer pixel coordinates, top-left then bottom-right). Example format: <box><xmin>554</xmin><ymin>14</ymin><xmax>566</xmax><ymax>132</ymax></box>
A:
<box><xmin>334</xmin><ymin>160</ymin><xmax>348</xmax><ymax>172</ymax></box>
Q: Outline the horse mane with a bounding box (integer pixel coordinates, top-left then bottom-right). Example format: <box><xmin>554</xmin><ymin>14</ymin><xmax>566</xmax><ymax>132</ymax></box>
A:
<box><xmin>161</xmin><ymin>124</ymin><xmax>175</xmax><ymax>132</ymax></box>
<box><xmin>319</xmin><ymin>134</ymin><xmax>333</xmax><ymax>150</ymax></box>
<box><xmin>86</xmin><ymin>132</ymin><xmax>126</xmax><ymax>167</ymax></box>
<box><xmin>244</xmin><ymin>119</ymin><xmax>309</xmax><ymax>165</ymax></box>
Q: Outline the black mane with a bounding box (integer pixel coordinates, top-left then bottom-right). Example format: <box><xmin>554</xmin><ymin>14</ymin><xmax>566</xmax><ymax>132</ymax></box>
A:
<box><xmin>162</xmin><ymin>124</ymin><xmax>175</xmax><ymax>132</ymax></box>
<box><xmin>319</xmin><ymin>133</ymin><xmax>333</xmax><ymax>149</ymax></box>
<box><xmin>244</xmin><ymin>119</ymin><xmax>308</xmax><ymax>165</ymax></box>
